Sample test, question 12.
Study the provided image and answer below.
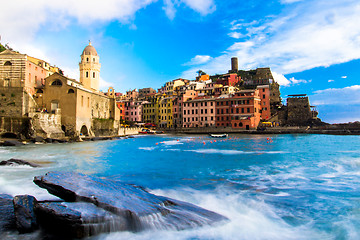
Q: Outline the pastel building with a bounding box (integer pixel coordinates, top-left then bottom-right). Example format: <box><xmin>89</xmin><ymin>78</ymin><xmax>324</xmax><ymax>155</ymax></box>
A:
<box><xmin>172</xmin><ymin>90</ymin><xmax>197</xmax><ymax>128</ymax></box>
<box><xmin>158</xmin><ymin>96</ymin><xmax>173</xmax><ymax>128</ymax></box>
<box><xmin>0</xmin><ymin>49</ymin><xmax>58</xmax><ymax>117</ymax></box>
<box><xmin>182</xmin><ymin>97</ymin><xmax>216</xmax><ymax>128</ymax></box>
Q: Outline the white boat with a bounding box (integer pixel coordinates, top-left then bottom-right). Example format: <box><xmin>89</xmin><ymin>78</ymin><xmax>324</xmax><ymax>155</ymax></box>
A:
<box><xmin>209</xmin><ymin>133</ymin><xmax>228</xmax><ymax>138</ymax></box>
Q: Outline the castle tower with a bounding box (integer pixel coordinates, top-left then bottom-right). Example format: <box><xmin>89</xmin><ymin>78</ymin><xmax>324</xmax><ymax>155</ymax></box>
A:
<box><xmin>79</xmin><ymin>41</ymin><xmax>101</xmax><ymax>91</ymax></box>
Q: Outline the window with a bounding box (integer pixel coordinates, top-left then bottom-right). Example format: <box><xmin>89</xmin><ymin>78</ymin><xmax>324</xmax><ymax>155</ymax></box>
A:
<box><xmin>93</xmin><ymin>72</ymin><xmax>95</xmax><ymax>78</ymax></box>
<box><xmin>86</xmin><ymin>72</ymin><xmax>89</xmax><ymax>78</ymax></box>
<box><xmin>4</xmin><ymin>61</ymin><xmax>12</xmax><ymax>66</ymax></box>
<box><xmin>263</xmin><ymin>94</ymin><xmax>265</xmax><ymax>99</ymax></box>
<box><xmin>68</xmin><ymin>89</ymin><xmax>75</xmax><ymax>94</ymax></box>
<box><xmin>81</xmin><ymin>96</ymin><xmax>84</xmax><ymax>107</ymax></box>
<box><xmin>247</xmin><ymin>108</ymin><xmax>250</xmax><ymax>113</ymax></box>
<box><xmin>87</xmin><ymin>58</ymin><xmax>89</xmax><ymax>62</ymax></box>
<box><xmin>51</xmin><ymin>79</ymin><xmax>62</xmax><ymax>86</ymax></box>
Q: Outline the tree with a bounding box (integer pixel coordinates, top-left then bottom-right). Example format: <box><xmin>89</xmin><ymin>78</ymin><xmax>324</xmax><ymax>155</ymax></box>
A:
<box><xmin>0</xmin><ymin>43</ymin><xmax>5</xmax><ymax>53</ymax></box>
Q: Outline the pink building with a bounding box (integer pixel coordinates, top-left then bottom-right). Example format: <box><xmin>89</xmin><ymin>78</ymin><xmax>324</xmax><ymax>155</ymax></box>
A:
<box><xmin>172</xmin><ymin>90</ymin><xmax>197</xmax><ymax>128</ymax></box>
<box><xmin>182</xmin><ymin>97</ymin><xmax>216</xmax><ymax>128</ymax></box>
<box><xmin>126</xmin><ymin>100</ymin><xmax>142</xmax><ymax>122</ymax></box>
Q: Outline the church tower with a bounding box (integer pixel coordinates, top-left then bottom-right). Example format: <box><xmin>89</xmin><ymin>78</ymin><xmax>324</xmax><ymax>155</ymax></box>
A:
<box><xmin>79</xmin><ymin>41</ymin><xmax>101</xmax><ymax>91</ymax></box>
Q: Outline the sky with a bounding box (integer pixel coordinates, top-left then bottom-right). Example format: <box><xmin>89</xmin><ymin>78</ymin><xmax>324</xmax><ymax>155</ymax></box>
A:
<box><xmin>1</xmin><ymin>0</ymin><xmax>360</xmax><ymax>123</ymax></box>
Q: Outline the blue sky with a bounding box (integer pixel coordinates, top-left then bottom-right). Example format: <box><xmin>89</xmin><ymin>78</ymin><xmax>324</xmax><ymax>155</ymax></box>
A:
<box><xmin>1</xmin><ymin>0</ymin><xmax>360</xmax><ymax>123</ymax></box>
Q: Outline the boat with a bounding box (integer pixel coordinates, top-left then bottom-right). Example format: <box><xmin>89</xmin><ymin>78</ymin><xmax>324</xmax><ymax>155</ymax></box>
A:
<box><xmin>209</xmin><ymin>133</ymin><xmax>228</xmax><ymax>138</ymax></box>
<box><xmin>139</xmin><ymin>128</ymin><xmax>155</xmax><ymax>134</ymax></box>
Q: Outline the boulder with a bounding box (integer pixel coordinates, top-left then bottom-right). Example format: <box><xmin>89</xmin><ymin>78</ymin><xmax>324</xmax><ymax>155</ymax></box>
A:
<box><xmin>0</xmin><ymin>194</ymin><xmax>16</xmax><ymax>232</ymax></box>
<box><xmin>32</xmin><ymin>136</ymin><xmax>44</xmax><ymax>143</ymax></box>
<box><xmin>0</xmin><ymin>159</ymin><xmax>39</xmax><ymax>168</ymax></box>
<box><xmin>35</xmin><ymin>202</ymin><xmax>127</xmax><ymax>238</ymax></box>
<box><xmin>34</xmin><ymin>172</ymin><xmax>227</xmax><ymax>236</ymax></box>
<box><xmin>1</xmin><ymin>140</ymin><xmax>24</xmax><ymax>146</ymax></box>
<box><xmin>13</xmin><ymin>195</ymin><xmax>38</xmax><ymax>233</ymax></box>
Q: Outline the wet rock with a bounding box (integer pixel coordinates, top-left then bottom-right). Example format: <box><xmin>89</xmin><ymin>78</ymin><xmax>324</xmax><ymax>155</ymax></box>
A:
<box><xmin>1</xmin><ymin>140</ymin><xmax>24</xmax><ymax>146</ymax></box>
<box><xmin>34</xmin><ymin>172</ymin><xmax>227</xmax><ymax>235</ymax></box>
<box><xmin>0</xmin><ymin>159</ymin><xmax>39</xmax><ymax>168</ymax></box>
<box><xmin>35</xmin><ymin>202</ymin><xmax>128</xmax><ymax>238</ymax></box>
<box><xmin>0</xmin><ymin>194</ymin><xmax>16</xmax><ymax>232</ymax></box>
<box><xmin>13</xmin><ymin>195</ymin><xmax>38</xmax><ymax>233</ymax></box>
<box><xmin>32</xmin><ymin>136</ymin><xmax>44</xmax><ymax>143</ymax></box>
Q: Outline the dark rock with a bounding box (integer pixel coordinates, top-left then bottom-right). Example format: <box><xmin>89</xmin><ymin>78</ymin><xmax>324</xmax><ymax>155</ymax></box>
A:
<box><xmin>35</xmin><ymin>202</ymin><xmax>127</xmax><ymax>238</ymax></box>
<box><xmin>0</xmin><ymin>158</ymin><xmax>40</xmax><ymax>168</ymax></box>
<box><xmin>34</xmin><ymin>172</ymin><xmax>227</xmax><ymax>236</ymax></box>
<box><xmin>45</xmin><ymin>138</ymin><xmax>53</xmax><ymax>143</ymax></box>
<box><xmin>13</xmin><ymin>195</ymin><xmax>38</xmax><ymax>233</ymax></box>
<box><xmin>32</xmin><ymin>136</ymin><xmax>44</xmax><ymax>143</ymax></box>
<box><xmin>0</xmin><ymin>194</ymin><xmax>16</xmax><ymax>232</ymax></box>
<box><xmin>1</xmin><ymin>140</ymin><xmax>24</xmax><ymax>146</ymax></box>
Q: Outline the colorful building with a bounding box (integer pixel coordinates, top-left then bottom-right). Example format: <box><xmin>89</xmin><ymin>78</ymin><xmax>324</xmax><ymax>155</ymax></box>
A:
<box><xmin>183</xmin><ymin>97</ymin><xmax>216</xmax><ymax>128</ymax></box>
<box><xmin>215</xmin><ymin>89</ymin><xmax>262</xmax><ymax>130</ymax></box>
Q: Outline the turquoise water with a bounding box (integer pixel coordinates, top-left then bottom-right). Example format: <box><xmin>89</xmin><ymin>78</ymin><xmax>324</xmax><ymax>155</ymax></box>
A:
<box><xmin>1</xmin><ymin>134</ymin><xmax>360</xmax><ymax>239</ymax></box>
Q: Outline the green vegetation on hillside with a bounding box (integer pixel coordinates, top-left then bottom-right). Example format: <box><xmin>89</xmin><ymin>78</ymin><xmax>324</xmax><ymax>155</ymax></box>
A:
<box><xmin>0</xmin><ymin>43</ymin><xmax>6</xmax><ymax>52</ymax></box>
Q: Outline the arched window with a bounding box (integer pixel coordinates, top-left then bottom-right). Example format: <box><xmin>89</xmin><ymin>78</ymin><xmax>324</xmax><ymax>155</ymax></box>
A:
<box><xmin>36</xmin><ymin>89</ymin><xmax>43</xmax><ymax>94</ymax></box>
<box><xmin>93</xmin><ymin>72</ymin><xmax>95</xmax><ymax>78</ymax></box>
<box><xmin>4</xmin><ymin>61</ymin><xmax>12</xmax><ymax>66</ymax></box>
<box><xmin>68</xmin><ymin>89</ymin><xmax>75</xmax><ymax>94</ymax></box>
<box><xmin>86</xmin><ymin>71</ymin><xmax>89</xmax><ymax>78</ymax></box>
<box><xmin>51</xmin><ymin>79</ymin><xmax>62</xmax><ymax>86</ymax></box>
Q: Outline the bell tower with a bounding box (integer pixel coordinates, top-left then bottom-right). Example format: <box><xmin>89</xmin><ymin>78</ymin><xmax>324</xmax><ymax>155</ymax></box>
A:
<box><xmin>79</xmin><ymin>41</ymin><xmax>101</xmax><ymax>91</ymax></box>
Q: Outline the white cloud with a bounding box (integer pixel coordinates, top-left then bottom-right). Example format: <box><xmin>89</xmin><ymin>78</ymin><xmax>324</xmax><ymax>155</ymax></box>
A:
<box><xmin>183</xmin><ymin>0</ymin><xmax>360</xmax><ymax>81</ymax></box>
<box><xmin>0</xmin><ymin>0</ymin><xmax>216</xmax><ymax>46</ymax></box>
<box><xmin>271</xmin><ymin>73</ymin><xmax>310</xmax><ymax>86</ymax></box>
<box><xmin>311</xmin><ymin>85</ymin><xmax>360</xmax><ymax>106</ymax></box>
<box><xmin>183</xmin><ymin>55</ymin><xmax>212</xmax><ymax>66</ymax></box>
<box><xmin>181</xmin><ymin>0</ymin><xmax>216</xmax><ymax>15</ymax></box>
<box><xmin>289</xmin><ymin>77</ymin><xmax>310</xmax><ymax>84</ymax></box>
<box><xmin>272</xmin><ymin>72</ymin><xmax>291</xmax><ymax>86</ymax></box>
<box><xmin>341</xmin><ymin>76</ymin><xmax>347</xmax><ymax>79</ymax></box>
<box><xmin>228</xmin><ymin>32</ymin><xmax>244</xmax><ymax>39</ymax></box>
<box><xmin>163</xmin><ymin>0</ymin><xmax>177</xmax><ymax>20</ymax></box>
<box><xmin>328</xmin><ymin>79</ymin><xmax>334</xmax><ymax>82</ymax></box>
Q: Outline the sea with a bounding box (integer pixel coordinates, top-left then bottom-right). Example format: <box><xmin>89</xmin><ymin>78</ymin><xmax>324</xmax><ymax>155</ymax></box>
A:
<box><xmin>1</xmin><ymin>134</ymin><xmax>360</xmax><ymax>240</ymax></box>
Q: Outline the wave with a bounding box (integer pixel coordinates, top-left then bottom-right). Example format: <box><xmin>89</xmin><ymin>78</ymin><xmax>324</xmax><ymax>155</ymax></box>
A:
<box><xmin>102</xmin><ymin>187</ymin><xmax>328</xmax><ymax>240</ymax></box>
<box><xmin>185</xmin><ymin>149</ymin><xmax>287</xmax><ymax>155</ymax></box>
<box><xmin>138</xmin><ymin>147</ymin><xmax>156</xmax><ymax>151</ymax></box>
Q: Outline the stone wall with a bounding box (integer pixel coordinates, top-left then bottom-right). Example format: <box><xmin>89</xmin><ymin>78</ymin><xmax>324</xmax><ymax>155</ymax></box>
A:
<box><xmin>0</xmin><ymin>116</ymin><xmax>30</xmax><ymax>138</ymax></box>
<box><xmin>287</xmin><ymin>97</ymin><xmax>312</xmax><ymax>126</ymax></box>
<box><xmin>29</xmin><ymin>112</ymin><xmax>65</xmax><ymax>139</ymax></box>
<box><xmin>0</xmin><ymin>87</ymin><xmax>24</xmax><ymax>117</ymax></box>
<box><xmin>91</xmin><ymin>118</ymin><xmax>119</xmax><ymax>136</ymax></box>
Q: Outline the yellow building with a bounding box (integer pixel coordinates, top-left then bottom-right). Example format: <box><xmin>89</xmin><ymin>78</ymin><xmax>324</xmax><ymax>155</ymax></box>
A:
<box><xmin>158</xmin><ymin>95</ymin><xmax>173</xmax><ymax>128</ymax></box>
<box><xmin>142</xmin><ymin>93</ymin><xmax>161</xmax><ymax>125</ymax></box>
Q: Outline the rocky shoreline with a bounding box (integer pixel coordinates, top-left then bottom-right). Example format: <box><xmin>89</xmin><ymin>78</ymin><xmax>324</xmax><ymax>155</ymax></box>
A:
<box><xmin>0</xmin><ymin>171</ymin><xmax>227</xmax><ymax>239</ymax></box>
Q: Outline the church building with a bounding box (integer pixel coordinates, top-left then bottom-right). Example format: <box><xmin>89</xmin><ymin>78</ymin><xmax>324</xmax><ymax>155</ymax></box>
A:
<box><xmin>39</xmin><ymin>42</ymin><xmax>120</xmax><ymax>136</ymax></box>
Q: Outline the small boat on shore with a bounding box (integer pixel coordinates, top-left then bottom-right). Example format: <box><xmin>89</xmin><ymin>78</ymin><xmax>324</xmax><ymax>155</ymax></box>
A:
<box><xmin>139</xmin><ymin>128</ymin><xmax>155</xmax><ymax>134</ymax></box>
<box><xmin>209</xmin><ymin>133</ymin><xmax>228</xmax><ymax>138</ymax></box>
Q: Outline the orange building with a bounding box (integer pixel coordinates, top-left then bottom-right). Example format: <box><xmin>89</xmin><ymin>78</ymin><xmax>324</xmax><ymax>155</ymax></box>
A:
<box><xmin>215</xmin><ymin>89</ymin><xmax>262</xmax><ymax>130</ymax></box>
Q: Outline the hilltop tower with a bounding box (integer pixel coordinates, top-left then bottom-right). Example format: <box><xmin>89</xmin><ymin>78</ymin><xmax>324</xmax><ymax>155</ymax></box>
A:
<box><xmin>79</xmin><ymin>41</ymin><xmax>101</xmax><ymax>92</ymax></box>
